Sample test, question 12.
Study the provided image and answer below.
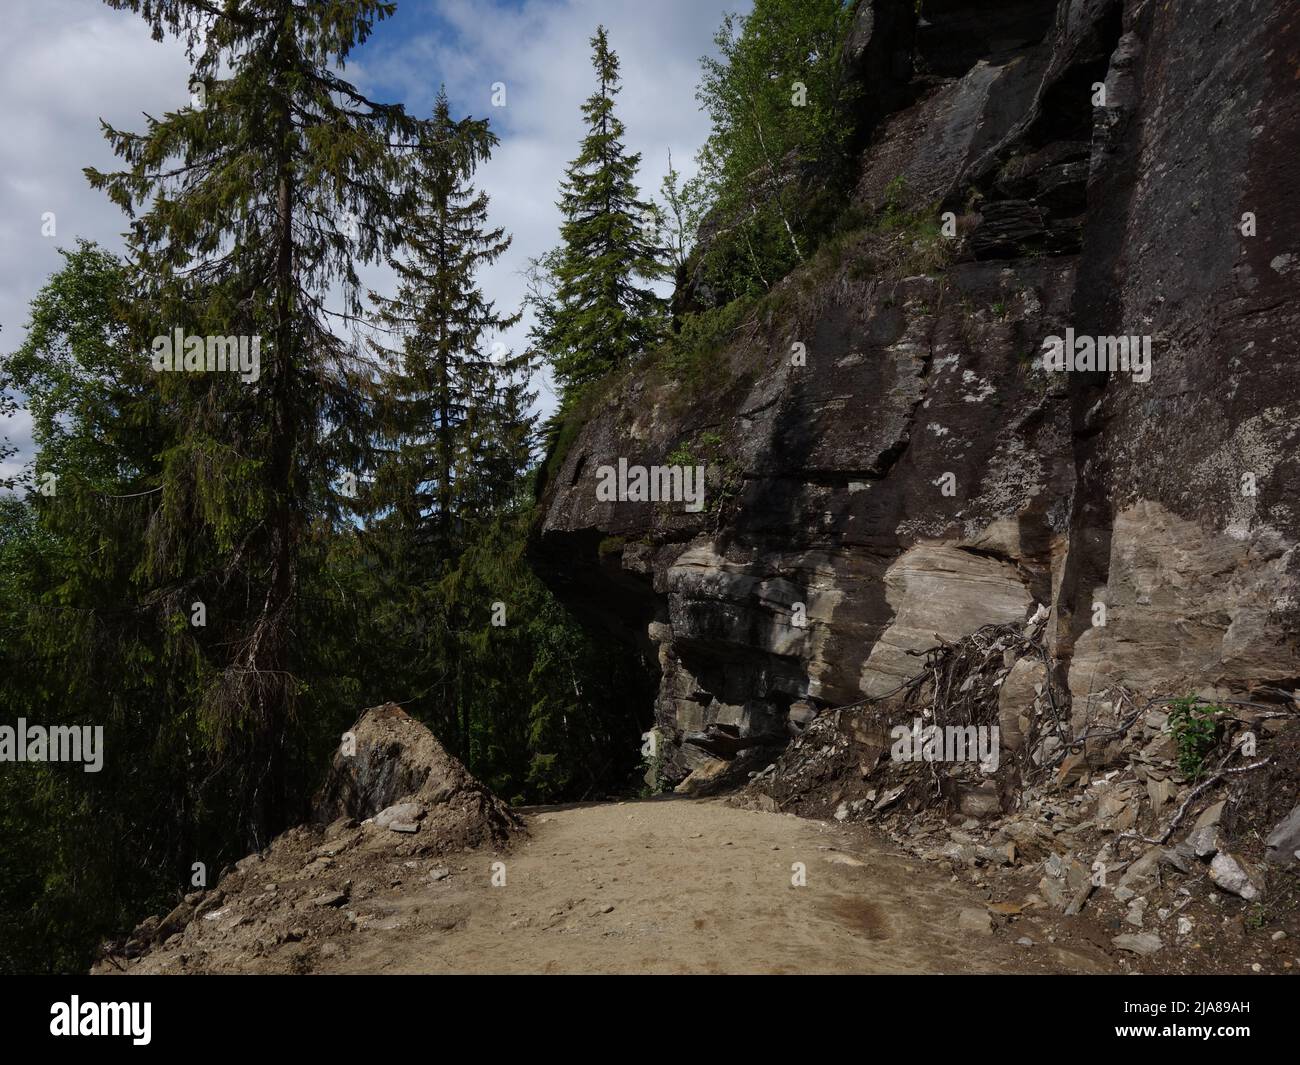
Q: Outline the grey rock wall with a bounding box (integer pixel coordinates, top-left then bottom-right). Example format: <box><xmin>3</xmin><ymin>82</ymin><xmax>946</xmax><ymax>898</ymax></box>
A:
<box><xmin>532</xmin><ymin>0</ymin><xmax>1300</xmax><ymax>786</ymax></box>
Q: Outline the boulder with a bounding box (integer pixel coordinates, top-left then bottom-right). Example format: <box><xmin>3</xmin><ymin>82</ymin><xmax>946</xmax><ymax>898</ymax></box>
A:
<box><xmin>314</xmin><ymin>704</ymin><xmax>522</xmax><ymax>851</ymax></box>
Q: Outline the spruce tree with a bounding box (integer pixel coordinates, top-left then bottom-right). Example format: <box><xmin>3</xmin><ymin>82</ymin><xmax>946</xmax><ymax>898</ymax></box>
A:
<box><xmin>533</xmin><ymin>26</ymin><xmax>667</xmax><ymax>401</ymax></box>
<box><xmin>86</xmin><ymin>0</ymin><xmax>444</xmax><ymax>842</ymax></box>
<box><xmin>368</xmin><ymin>88</ymin><xmax>531</xmax><ymax>555</ymax></box>
<box><xmin>363</xmin><ymin>88</ymin><xmax>533</xmax><ymax>755</ymax></box>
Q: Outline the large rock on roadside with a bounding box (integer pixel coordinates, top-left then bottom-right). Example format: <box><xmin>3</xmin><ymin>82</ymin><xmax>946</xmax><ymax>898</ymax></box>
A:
<box><xmin>314</xmin><ymin>703</ymin><xmax>522</xmax><ymax>850</ymax></box>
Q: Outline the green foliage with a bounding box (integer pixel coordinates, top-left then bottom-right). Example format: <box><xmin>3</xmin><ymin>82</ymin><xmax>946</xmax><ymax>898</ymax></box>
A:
<box><xmin>639</xmin><ymin>742</ymin><xmax>670</xmax><ymax>797</ymax></box>
<box><xmin>1167</xmin><ymin>695</ymin><xmax>1226</xmax><ymax>779</ymax></box>
<box><xmin>882</xmin><ymin>175</ymin><xmax>909</xmax><ymax>212</ymax></box>
<box><xmin>659</xmin><ymin>296</ymin><xmax>753</xmax><ymax>384</ymax></box>
<box><xmin>365</xmin><ymin>86</ymin><xmax>532</xmax><ymax>558</ymax></box>
<box><xmin>667</xmin><ymin>441</ymin><xmax>696</xmax><ymax>467</ymax></box>
<box><xmin>0</xmin><ymin>4</ymin><xmax>660</xmax><ymax>976</ymax></box>
<box><xmin>0</xmin><ymin>244</ymin><xmax>650</xmax><ymax>973</ymax></box>
<box><xmin>83</xmin><ymin>0</ymin><xmax>453</xmax><ymax>841</ymax></box>
<box><xmin>657</xmin><ymin>151</ymin><xmax>707</xmax><ymax>277</ymax></box>
<box><xmin>691</xmin><ymin>0</ymin><xmax>860</xmax><ymax>302</ymax></box>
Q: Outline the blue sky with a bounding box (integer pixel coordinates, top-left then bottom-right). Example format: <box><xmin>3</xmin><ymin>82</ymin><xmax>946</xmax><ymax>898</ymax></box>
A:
<box><xmin>0</xmin><ymin>0</ymin><xmax>747</xmax><ymax>484</ymax></box>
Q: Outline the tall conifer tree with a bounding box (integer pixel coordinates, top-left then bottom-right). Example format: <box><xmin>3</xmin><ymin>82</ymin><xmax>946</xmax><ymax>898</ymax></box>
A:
<box><xmin>362</xmin><ymin>88</ymin><xmax>533</xmax><ymax>756</ymax></box>
<box><xmin>532</xmin><ymin>26</ymin><xmax>667</xmax><ymax>401</ymax></box>
<box><xmin>87</xmin><ymin>0</ymin><xmax>444</xmax><ymax>841</ymax></box>
<box><xmin>368</xmin><ymin>88</ymin><xmax>531</xmax><ymax>555</ymax></box>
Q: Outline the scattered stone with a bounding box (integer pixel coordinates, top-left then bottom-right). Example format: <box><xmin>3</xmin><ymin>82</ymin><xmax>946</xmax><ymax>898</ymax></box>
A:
<box><xmin>1146</xmin><ymin>776</ymin><xmax>1174</xmax><ymax>809</ymax></box>
<box><xmin>1186</xmin><ymin>800</ymin><xmax>1226</xmax><ymax>858</ymax></box>
<box><xmin>1038</xmin><ymin>876</ymin><xmax>1070</xmax><ymax>910</ymax></box>
<box><xmin>977</xmin><ymin>843</ymin><xmax>1016</xmax><ymax>866</ymax></box>
<box><xmin>1160</xmin><ymin>843</ymin><xmax>1194</xmax><ymax>873</ymax></box>
<box><xmin>194</xmin><ymin>891</ymin><xmax>225</xmax><ymax>921</ymax></box>
<box><xmin>1208</xmin><ymin>853</ymin><xmax>1264</xmax><ymax>901</ymax></box>
<box><xmin>958</xmin><ymin>907</ymin><xmax>993</xmax><ymax>935</ymax></box>
<box><xmin>311</xmin><ymin>890</ymin><xmax>348</xmax><ymax>908</ymax></box>
<box><xmin>234</xmin><ymin>853</ymin><xmax>264</xmax><ymax>875</ymax></box>
<box><xmin>873</xmin><ymin>785</ymin><xmax>905</xmax><ymax>813</ymax></box>
<box><xmin>156</xmin><ymin>901</ymin><xmax>194</xmax><ymax>941</ymax></box>
<box><xmin>1124</xmin><ymin>897</ymin><xmax>1148</xmax><ymax>928</ymax></box>
<box><xmin>1117</xmin><ymin>847</ymin><xmax>1163</xmax><ymax>896</ymax></box>
<box><xmin>1057</xmin><ymin>753</ymin><xmax>1088</xmax><ymax>786</ymax></box>
<box><xmin>1187</xmin><ymin>825</ymin><xmax>1221</xmax><ymax>859</ymax></box>
<box><xmin>1194</xmin><ymin>800</ymin><xmax>1226</xmax><ymax>831</ymax></box>
<box><xmin>373</xmin><ymin>802</ymin><xmax>426</xmax><ymax>831</ymax></box>
<box><xmin>1112</xmin><ymin>932</ymin><xmax>1163</xmax><ymax>956</ymax></box>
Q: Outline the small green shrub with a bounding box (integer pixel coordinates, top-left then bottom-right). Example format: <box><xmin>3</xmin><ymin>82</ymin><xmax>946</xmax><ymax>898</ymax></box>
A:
<box><xmin>1166</xmin><ymin>695</ymin><xmax>1225</xmax><ymax>779</ymax></box>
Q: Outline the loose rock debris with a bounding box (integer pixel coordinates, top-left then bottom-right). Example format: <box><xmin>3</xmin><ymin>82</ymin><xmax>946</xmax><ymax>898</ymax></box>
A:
<box><xmin>733</xmin><ymin>608</ymin><xmax>1300</xmax><ymax>974</ymax></box>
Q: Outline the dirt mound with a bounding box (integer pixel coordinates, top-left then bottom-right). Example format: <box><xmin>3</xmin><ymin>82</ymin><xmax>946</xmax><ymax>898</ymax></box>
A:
<box><xmin>95</xmin><ymin>704</ymin><xmax>523</xmax><ymax>974</ymax></box>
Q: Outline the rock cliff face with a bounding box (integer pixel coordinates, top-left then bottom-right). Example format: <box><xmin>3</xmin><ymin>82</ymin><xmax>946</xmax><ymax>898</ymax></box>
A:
<box><xmin>533</xmin><ymin>0</ymin><xmax>1300</xmax><ymax>787</ymax></box>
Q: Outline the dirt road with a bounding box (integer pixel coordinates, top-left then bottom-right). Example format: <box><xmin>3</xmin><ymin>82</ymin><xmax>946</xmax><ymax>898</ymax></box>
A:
<box><xmin>322</xmin><ymin>797</ymin><xmax>1103</xmax><ymax>975</ymax></box>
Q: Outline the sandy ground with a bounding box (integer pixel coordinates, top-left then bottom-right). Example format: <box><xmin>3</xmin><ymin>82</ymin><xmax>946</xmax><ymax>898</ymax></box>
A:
<box><xmin>313</xmin><ymin>797</ymin><xmax>1109</xmax><ymax>975</ymax></box>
